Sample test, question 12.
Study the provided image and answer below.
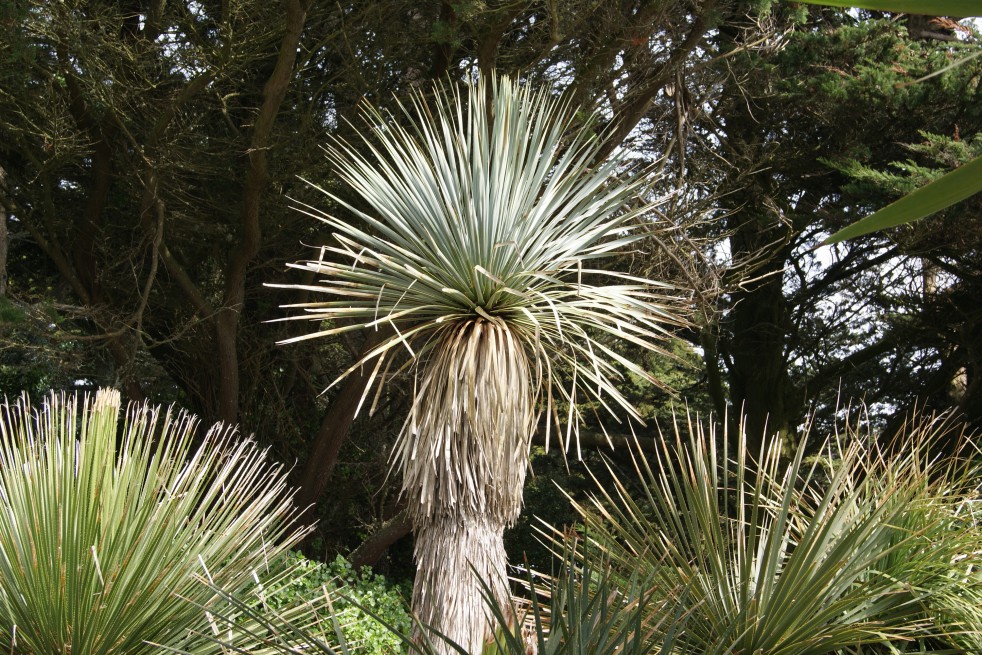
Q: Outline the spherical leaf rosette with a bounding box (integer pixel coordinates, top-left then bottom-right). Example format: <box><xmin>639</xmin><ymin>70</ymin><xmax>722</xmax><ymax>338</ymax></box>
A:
<box><xmin>273</xmin><ymin>75</ymin><xmax>685</xmax><ymax>466</ymax></box>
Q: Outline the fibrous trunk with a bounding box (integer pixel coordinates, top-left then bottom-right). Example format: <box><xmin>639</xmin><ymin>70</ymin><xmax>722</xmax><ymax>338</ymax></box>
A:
<box><xmin>395</xmin><ymin>319</ymin><xmax>533</xmax><ymax>654</ymax></box>
<box><xmin>412</xmin><ymin>515</ymin><xmax>513</xmax><ymax>653</ymax></box>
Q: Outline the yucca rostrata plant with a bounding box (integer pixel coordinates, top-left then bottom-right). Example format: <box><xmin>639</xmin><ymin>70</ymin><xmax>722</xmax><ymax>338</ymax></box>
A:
<box><xmin>567</xmin><ymin>413</ymin><xmax>982</xmax><ymax>655</ymax></box>
<box><xmin>274</xmin><ymin>75</ymin><xmax>684</xmax><ymax>653</ymax></box>
<box><xmin>0</xmin><ymin>389</ymin><xmax>315</xmax><ymax>655</ymax></box>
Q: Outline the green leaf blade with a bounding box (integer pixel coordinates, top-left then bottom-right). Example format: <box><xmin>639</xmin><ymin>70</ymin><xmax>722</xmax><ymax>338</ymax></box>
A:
<box><xmin>823</xmin><ymin>154</ymin><xmax>982</xmax><ymax>244</ymax></box>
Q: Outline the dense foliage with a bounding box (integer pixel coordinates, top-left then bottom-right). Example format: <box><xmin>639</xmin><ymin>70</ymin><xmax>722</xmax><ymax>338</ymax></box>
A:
<box><xmin>263</xmin><ymin>552</ymin><xmax>412</xmax><ymax>655</ymax></box>
<box><xmin>0</xmin><ymin>0</ymin><xmax>978</xmax><ymax>593</ymax></box>
<box><xmin>693</xmin><ymin>13</ymin><xmax>982</xmax><ymax>447</ymax></box>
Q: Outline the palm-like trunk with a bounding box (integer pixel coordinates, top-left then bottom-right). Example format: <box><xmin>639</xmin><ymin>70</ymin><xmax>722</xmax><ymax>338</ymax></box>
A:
<box><xmin>399</xmin><ymin>319</ymin><xmax>533</xmax><ymax>653</ymax></box>
<box><xmin>412</xmin><ymin>515</ymin><xmax>513</xmax><ymax>652</ymax></box>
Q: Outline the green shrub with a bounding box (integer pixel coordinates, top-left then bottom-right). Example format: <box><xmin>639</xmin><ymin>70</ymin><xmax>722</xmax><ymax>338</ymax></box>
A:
<box><xmin>261</xmin><ymin>551</ymin><xmax>412</xmax><ymax>655</ymax></box>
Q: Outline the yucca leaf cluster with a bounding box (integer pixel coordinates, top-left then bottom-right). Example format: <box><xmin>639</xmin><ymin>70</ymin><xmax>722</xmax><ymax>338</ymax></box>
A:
<box><xmin>277</xmin><ymin>75</ymin><xmax>684</xmax><ymax>472</ymax></box>
<box><xmin>0</xmin><ymin>390</ymin><xmax>309</xmax><ymax>655</ymax></box>
<box><xmin>569</xmin><ymin>414</ymin><xmax>982</xmax><ymax>655</ymax></box>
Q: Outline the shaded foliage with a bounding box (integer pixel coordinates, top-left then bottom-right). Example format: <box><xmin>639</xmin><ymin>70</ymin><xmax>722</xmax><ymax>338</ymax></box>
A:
<box><xmin>2</xmin><ymin>0</ymin><xmax>979</xmax><ymax>571</ymax></box>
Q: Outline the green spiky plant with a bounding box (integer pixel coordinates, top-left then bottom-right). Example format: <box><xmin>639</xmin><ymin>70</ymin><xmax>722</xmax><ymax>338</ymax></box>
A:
<box><xmin>185</xmin><ymin>536</ymin><xmax>686</xmax><ymax>655</ymax></box>
<box><xmin>0</xmin><ymin>389</ymin><xmax>319</xmax><ymax>655</ymax></box>
<box><xmin>274</xmin><ymin>75</ymin><xmax>684</xmax><ymax>653</ymax></box>
<box><xmin>564</xmin><ymin>413</ymin><xmax>982</xmax><ymax>655</ymax></box>
<box><xmin>842</xmin><ymin>416</ymin><xmax>982</xmax><ymax>654</ymax></box>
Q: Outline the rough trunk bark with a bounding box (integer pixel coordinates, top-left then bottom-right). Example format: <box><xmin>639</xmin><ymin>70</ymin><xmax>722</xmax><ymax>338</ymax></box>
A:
<box><xmin>412</xmin><ymin>515</ymin><xmax>513</xmax><ymax>654</ymax></box>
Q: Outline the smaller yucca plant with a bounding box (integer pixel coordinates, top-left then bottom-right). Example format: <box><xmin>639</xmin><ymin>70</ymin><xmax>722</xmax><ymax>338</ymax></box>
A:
<box><xmin>565</xmin><ymin>413</ymin><xmax>982</xmax><ymax>655</ymax></box>
<box><xmin>0</xmin><ymin>389</ymin><xmax>310</xmax><ymax>655</ymax></box>
<box><xmin>482</xmin><ymin>541</ymin><xmax>687</xmax><ymax>655</ymax></box>
<box><xmin>849</xmin><ymin>415</ymin><xmax>982</xmax><ymax>653</ymax></box>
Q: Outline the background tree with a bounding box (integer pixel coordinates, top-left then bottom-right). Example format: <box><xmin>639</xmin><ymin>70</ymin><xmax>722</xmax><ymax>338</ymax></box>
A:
<box><xmin>676</xmin><ymin>8</ymin><xmax>982</xmax><ymax>449</ymax></box>
<box><xmin>4</xmin><ymin>0</ymin><xmax>978</xmax><ymax>573</ymax></box>
<box><xmin>1</xmin><ymin>0</ymin><xmax>731</xmax><ymax>560</ymax></box>
<box><xmin>831</xmin><ymin>132</ymin><xmax>982</xmax><ymax>430</ymax></box>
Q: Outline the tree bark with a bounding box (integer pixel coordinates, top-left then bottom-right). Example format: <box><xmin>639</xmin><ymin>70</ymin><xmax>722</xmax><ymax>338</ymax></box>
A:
<box><xmin>295</xmin><ymin>326</ymin><xmax>393</xmax><ymax>527</ymax></box>
<box><xmin>217</xmin><ymin>0</ymin><xmax>310</xmax><ymax>424</ymax></box>
<box><xmin>412</xmin><ymin>515</ymin><xmax>513</xmax><ymax>654</ymax></box>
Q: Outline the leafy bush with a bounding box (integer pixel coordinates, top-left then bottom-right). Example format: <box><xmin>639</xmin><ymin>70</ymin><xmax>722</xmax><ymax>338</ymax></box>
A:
<box><xmin>261</xmin><ymin>551</ymin><xmax>412</xmax><ymax>655</ymax></box>
<box><xmin>0</xmin><ymin>389</ymin><xmax>312</xmax><ymax>655</ymax></box>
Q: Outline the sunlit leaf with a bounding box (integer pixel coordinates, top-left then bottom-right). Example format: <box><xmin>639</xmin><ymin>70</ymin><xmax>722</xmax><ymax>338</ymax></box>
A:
<box><xmin>823</xmin><ymin>154</ymin><xmax>982</xmax><ymax>244</ymax></box>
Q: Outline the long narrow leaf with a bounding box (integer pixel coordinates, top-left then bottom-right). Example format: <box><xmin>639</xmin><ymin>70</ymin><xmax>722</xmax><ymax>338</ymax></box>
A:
<box><xmin>823</xmin><ymin>154</ymin><xmax>982</xmax><ymax>244</ymax></box>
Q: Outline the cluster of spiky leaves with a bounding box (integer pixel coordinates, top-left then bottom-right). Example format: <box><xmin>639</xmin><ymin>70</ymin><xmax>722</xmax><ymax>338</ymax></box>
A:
<box><xmin>275</xmin><ymin>76</ymin><xmax>684</xmax><ymax>507</ymax></box>
<box><xmin>566</xmin><ymin>413</ymin><xmax>982</xmax><ymax>654</ymax></box>
<box><xmin>274</xmin><ymin>74</ymin><xmax>689</xmax><ymax>655</ymax></box>
<box><xmin>0</xmin><ymin>390</ymin><xmax>320</xmax><ymax>655</ymax></box>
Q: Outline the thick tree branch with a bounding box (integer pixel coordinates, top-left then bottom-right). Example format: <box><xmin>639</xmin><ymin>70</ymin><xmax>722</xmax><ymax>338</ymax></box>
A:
<box><xmin>216</xmin><ymin>0</ymin><xmax>311</xmax><ymax>423</ymax></box>
<box><xmin>348</xmin><ymin>509</ymin><xmax>412</xmax><ymax>569</ymax></box>
<box><xmin>598</xmin><ymin>0</ymin><xmax>718</xmax><ymax>160</ymax></box>
<box><xmin>295</xmin><ymin>327</ymin><xmax>393</xmax><ymax>525</ymax></box>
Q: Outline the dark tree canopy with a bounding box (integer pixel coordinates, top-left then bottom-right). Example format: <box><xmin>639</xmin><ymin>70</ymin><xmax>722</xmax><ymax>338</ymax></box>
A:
<box><xmin>1</xmin><ymin>0</ymin><xmax>978</xmax><ymax>560</ymax></box>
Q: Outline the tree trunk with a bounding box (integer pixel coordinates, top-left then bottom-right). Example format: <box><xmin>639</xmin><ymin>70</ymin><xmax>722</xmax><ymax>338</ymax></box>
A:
<box><xmin>217</xmin><ymin>0</ymin><xmax>310</xmax><ymax>425</ymax></box>
<box><xmin>0</xmin><ymin>167</ymin><xmax>7</xmax><ymax>298</ymax></box>
<box><xmin>400</xmin><ymin>320</ymin><xmax>533</xmax><ymax>654</ymax></box>
<box><xmin>412</xmin><ymin>515</ymin><xmax>513</xmax><ymax>654</ymax></box>
<box><xmin>726</xmin><ymin>240</ymin><xmax>796</xmax><ymax>454</ymax></box>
